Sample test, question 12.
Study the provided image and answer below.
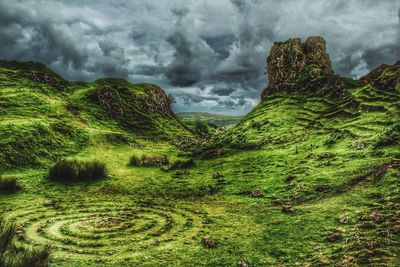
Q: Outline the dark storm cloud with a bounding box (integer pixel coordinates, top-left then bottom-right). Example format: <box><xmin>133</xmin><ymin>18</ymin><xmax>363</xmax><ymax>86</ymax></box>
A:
<box><xmin>202</xmin><ymin>34</ymin><xmax>236</xmax><ymax>59</ymax></box>
<box><xmin>165</xmin><ymin>31</ymin><xmax>202</xmax><ymax>87</ymax></box>
<box><xmin>210</xmin><ymin>86</ymin><xmax>235</xmax><ymax>96</ymax></box>
<box><xmin>0</xmin><ymin>0</ymin><xmax>399</xmax><ymax>114</ymax></box>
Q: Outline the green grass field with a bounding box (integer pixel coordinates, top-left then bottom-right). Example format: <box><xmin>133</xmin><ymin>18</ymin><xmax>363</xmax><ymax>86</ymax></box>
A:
<box><xmin>0</xmin><ymin>59</ymin><xmax>399</xmax><ymax>266</ymax></box>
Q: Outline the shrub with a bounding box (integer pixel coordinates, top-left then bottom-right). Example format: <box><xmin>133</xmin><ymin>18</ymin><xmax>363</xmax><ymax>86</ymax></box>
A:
<box><xmin>168</xmin><ymin>159</ymin><xmax>195</xmax><ymax>170</ymax></box>
<box><xmin>129</xmin><ymin>155</ymin><xmax>141</xmax><ymax>166</ymax></box>
<box><xmin>48</xmin><ymin>159</ymin><xmax>106</xmax><ymax>182</ymax></box>
<box><xmin>0</xmin><ymin>218</ymin><xmax>51</xmax><ymax>267</ymax></box>
<box><xmin>0</xmin><ymin>176</ymin><xmax>19</xmax><ymax>193</ymax></box>
<box><xmin>129</xmin><ymin>155</ymin><xmax>168</xmax><ymax>167</ymax></box>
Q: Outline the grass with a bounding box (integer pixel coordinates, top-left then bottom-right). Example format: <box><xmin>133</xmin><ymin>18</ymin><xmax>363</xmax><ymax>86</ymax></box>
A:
<box><xmin>48</xmin><ymin>159</ymin><xmax>107</xmax><ymax>182</ymax></box>
<box><xmin>0</xmin><ymin>59</ymin><xmax>399</xmax><ymax>266</ymax></box>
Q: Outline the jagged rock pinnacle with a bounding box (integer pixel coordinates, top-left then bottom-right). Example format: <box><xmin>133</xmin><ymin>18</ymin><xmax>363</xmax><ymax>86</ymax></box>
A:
<box><xmin>262</xmin><ymin>36</ymin><xmax>333</xmax><ymax>100</ymax></box>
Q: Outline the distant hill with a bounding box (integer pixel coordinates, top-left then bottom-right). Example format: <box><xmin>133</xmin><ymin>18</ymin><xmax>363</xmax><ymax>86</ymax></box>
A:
<box><xmin>176</xmin><ymin>112</ymin><xmax>243</xmax><ymax>137</ymax></box>
<box><xmin>177</xmin><ymin>112</ymin><xmax>242</xmax><ymax>127</ymax></box>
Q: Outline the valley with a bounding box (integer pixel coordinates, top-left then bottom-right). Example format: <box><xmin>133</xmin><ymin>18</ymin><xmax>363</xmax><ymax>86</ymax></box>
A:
<box><xmin>0</xmin><ymin>37</ymin><xmax>399</xmax><ymax>266</ymax></box>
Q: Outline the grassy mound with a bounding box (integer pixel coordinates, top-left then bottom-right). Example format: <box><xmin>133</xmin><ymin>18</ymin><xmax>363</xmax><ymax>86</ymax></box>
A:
<box><xmin>0</xmin><ymin>121</ymin><xmax>88</xmax><ymax>171</ymax></box>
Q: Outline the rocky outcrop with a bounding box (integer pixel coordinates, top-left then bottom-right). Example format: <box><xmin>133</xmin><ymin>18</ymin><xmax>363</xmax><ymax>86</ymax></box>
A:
<box><xmin>361</xmin><ymin>61</ymin><xmax>400</xmax><ymax>92</ymax></box>
<box><xmin>262</xmin><ymin>36</ymin><xmax>334</xmax><ymax>100</ymax></box>
<box><xmin>87</xmin><ymin>82</ymin><xmax>176</xmax><ymax>132</ymax></box>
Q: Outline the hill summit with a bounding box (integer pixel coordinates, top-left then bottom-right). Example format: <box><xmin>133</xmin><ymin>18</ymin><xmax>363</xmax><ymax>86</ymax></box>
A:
<box><xmin>261</xmin><ymin>36</ymin><xmax>355</xmax><ymax>101</ymax></box>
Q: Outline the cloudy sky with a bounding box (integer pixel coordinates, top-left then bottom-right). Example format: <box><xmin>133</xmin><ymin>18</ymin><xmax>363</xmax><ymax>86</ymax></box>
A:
<box><xmin>0</xmin><ymin>0</ymin><xmax>399</xmax><ymax>115</ymax></box>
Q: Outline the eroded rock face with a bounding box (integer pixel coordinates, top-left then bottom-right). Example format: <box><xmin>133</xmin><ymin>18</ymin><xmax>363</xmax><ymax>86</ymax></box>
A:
<box><xmin>262</xmin><ymin>36</ymin><xmax>333</xmax><ymax>99</ymax></box>
<box><xmin>361</xmin><ymin>60</ymin><xmax>400</xmax><ymax>92</ymax></box>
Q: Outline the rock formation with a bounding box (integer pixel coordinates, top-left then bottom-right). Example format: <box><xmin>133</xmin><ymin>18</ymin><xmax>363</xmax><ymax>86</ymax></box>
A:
<box><xmin>262</xmin><ymin>36</ymin><xmax>334</xmax><ymax>100</ymax></box>
<box><xmin>361</xmin><ymin>60</ymin><xmax>400</xmax><ymax>92</ymax></box>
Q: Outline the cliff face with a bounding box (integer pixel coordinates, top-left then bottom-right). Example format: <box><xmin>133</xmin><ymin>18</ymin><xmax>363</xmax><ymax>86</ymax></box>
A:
<box><xmin>262</xmin><ymin>36</ymin><xmax>334</xmax><ymax>99</ymax></box>
<box><xmin>361</xmin><ymin>60</ymin><xmax>400</xmax><ymax>92</ymax></box>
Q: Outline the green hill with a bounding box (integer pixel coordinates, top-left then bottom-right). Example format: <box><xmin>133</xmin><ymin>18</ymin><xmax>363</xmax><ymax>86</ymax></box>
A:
<box><xmin>0</xmin><ymin>60</ymin><xmax>194</xmax><ymax>171</ymax></box>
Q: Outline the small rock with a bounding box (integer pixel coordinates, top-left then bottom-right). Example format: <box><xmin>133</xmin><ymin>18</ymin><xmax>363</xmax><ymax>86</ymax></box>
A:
<box><xmin>212</xmin><ymin>172</ymin><xmax>223</xmax><ymax>179</ymax></box>
<box><xmin>202</xmin><ymin>236</ymin><xmax>216</xmax><ymax>248</ymax></box>
<box><xmin>318</xmin><ymin>257</ymin><xmax>331</xmax><ymax>266</ymax></box>
<box><xmin>238</xmin><ymin>259</ymin><xmax>249</xmax><ymax>267</ymax></box>
<box><xmin>251</xmin><ymin>188</ymin><xmax>263</xmax><ymax>198</ymax></box>
<box><xmin>285</xmin><ymin>175</ymin><xmax>295</xmax><ymax>183</ymax></box>
<box><xmin>393</xmin><ymin>224</ymin><xmax>400</xmax><ymax>234</ymax></box>
<box><xmin>281</xmin><ymin>204</ymin><xmax>294</xmax><ymax>214</ymax></box>
<box><xmin>326</xmin><ymin>232</ymin><xmax>342</xmax><ymax>242</ymax></box>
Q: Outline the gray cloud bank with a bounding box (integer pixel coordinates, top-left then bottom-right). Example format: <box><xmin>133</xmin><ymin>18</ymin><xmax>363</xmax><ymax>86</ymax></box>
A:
<box><xmin>0</xmin><ymin>0</ymin><xmax>399</xmax><ymax>115</ymax></box>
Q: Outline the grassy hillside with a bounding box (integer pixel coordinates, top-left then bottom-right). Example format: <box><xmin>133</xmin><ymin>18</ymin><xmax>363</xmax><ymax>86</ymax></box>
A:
<box><xmin>1</xmin><ymin>47</ymin><xmax>399</xmax><ymax>267</ymax></box>
<box><xmin>0</xmin><ymin>61</ymin><xmax>194</xmax><ymax>171</ymax></box>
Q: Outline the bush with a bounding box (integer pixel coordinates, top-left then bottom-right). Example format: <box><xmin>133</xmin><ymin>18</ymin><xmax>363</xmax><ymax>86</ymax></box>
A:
<box><xmin>48</xmin><ymin>159</ymin><xmax>106</xmax><ymax>182</ymax></box>
<box><xmin>129</xmin><ymin>155</ymin><xmax>141</xmax><ymax>166</ymax></box>
<box><xmin>129</xmin><ymin>155</ymin><xmax>168</xmax><ymax>167</ymax></box>
<box><xmin>0</xmin><ymin>218</ymin><xmax>51</xmax><ymax>267</ymax></box>
<box><xmin>0</xmin><ymin>176</ymin><xmax>19</xmax><ymax>193</ymax></box>
<box><xmin>168</xmin><ymin>159</ymin><xmax>195</xmax><ymax>170</ymax></box>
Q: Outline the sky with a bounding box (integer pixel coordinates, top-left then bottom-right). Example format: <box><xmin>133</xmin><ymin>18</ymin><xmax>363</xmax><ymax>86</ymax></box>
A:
<box><xmin>0</xmin><ymin>0</ymin><xmax>399</xmax><ymax>115</ymax></box>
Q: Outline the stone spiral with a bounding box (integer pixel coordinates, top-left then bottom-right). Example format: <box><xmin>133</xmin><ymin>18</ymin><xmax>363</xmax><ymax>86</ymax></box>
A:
<box><xmin>5</xmin><ymin>198</ymin><xmax>207</xmax><ymax>260</ymax></box>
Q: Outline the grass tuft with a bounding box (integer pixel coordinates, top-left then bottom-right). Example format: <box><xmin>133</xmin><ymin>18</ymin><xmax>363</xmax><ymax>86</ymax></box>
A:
<box><xmin>48</xmin><ymin>159</ymin><xmax>107</xmax><ymax>182</ymax></box>
<box><xmin>0</xmin><ymin>175</ymin><xmax>19</xmax><ymax>193</ymax></box>
<box><xmin>168</xmin><ymin>159</ymin><xmax>195</xmax><ymax>170</ymax></box>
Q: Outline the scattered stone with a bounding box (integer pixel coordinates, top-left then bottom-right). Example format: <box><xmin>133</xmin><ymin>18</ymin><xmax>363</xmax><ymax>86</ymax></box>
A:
<box><xmin>326</xmin><ymin>232</ymin><xmax>342</xmax><ymax>242</ymax></box>
<box><xmin>202</xmin><ymin>236</ymin><xmax>216</xmax><ymax>248</ymax></box>
<box><xmin>285</xmin><ymin>175</ymin><xmax>296</xmax><ymax>183</ymax></box>
<box><xmin>338</xmin><ymin>214</ymin><xmax>351</xmax><ymax>224</ymax></box>
<box><xmin>317</xmin><ymin>152</ymin><xmax>335</xmax><ymax>160</ymax></box>
<box><xmin>142</xmin><ymin>156</ymin><xmax>168</xmax><ymax>167</ymax></box>
<box><xmin>315</xmin><ymin>184</ymin><xmax>331</xmax><ymax>193</ymax></box>
<box><xmin>352</xmin><ymin>141</ymin><xmax>368</xmax><ymax>150</ymax></box>
<box><xmin>369</xmin><ymin>210</ymin><xmax>384</xmax><ymax>223</ymax></box>
<box><xmin>251</xmin><ymin>188</ymin><xmax>263</xmax><ymax>198</ymax></box>
<box><xmin>318</xmin><ymin>257</ymin><xmax>331</xmax><ymax>266</ymax></box>
<box><xmin>212</xmin><ymin>172</ymin><xmax>223</xmax><ymax>179</ymax></box>
<box><xmin>238</xmin><ymin>259</ymin><xmax>249</xmax><ymax>267</ymax></box>
<box><xmin>360</xmin><ymin>221</ymin><xmax>376</xmax><ymax>229</ymax></box>
<box><xmin>281</xmin><ymin>204</ymin><xmax>294</xmax><ymax>214</ymax></box>
<box><xmin>149</xmin><ymin>231</ymin><xmax>159</xmax><ymax>236</ymax></box>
